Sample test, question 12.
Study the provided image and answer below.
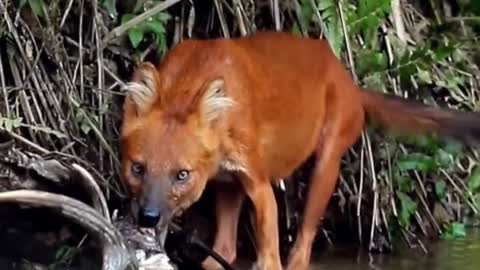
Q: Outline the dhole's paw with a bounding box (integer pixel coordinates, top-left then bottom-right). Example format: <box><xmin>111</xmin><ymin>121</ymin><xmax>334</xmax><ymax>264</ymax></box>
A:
<box><xmin>286</xmin><ymin>246</ymin><xmax>310</xmax><ymax>270</ymax></box>
<box><xmin>201</xmin><ymin>256</ymin><xmax>225</xmax><ymax>270</ymax></box>
<box><xmin>250</xmin><ymin>256</ymin><xmax>283</xmax><ymax>270</ymax></box>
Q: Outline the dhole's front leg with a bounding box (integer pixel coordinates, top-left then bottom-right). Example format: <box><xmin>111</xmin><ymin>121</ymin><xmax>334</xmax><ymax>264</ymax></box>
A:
<box><xmin>239</xmin><ymin>171</ymin><xmax>282</xmax><ymax>270</ymax></box>
<box><xmin>202</xmin><ymin>180</ymin><xmax>245</xmax><ymax>270</ymax></box>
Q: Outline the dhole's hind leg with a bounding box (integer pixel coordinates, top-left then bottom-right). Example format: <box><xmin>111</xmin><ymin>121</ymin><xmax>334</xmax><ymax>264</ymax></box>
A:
<box><xmin>202</xmin><ymin>178</ymin><xmax>244</xmax><ymax>270</ymax></box>
<box><xmin>286</xmin><ymin>125</ymin><xmax>362</xmax><ymax>270</ymax></box>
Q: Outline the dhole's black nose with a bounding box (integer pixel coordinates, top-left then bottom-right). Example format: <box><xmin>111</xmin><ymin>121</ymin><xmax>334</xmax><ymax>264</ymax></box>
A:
<box><xmin>138</xmin><ymin>207</ymin><xmax>161</xmax><ymax>227</ymax></box>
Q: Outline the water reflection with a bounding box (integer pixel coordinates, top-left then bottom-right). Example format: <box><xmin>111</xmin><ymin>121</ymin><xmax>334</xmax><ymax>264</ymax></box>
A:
<box><xmin>308</xmin><ymin>229</ymin><xmax>480</xmax><ymax>270</ymax></box>
<box><xmin>235</xmin><ymin>229</ymin><xmax>480</xmax><ymax>270</ymax></box>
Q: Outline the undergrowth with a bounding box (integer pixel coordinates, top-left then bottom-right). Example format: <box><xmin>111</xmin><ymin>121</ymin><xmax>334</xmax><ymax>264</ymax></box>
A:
<box><xmin>1</xmin><ymin>0</ymin><xmax>480</xmax><ymax>258</ymax></box>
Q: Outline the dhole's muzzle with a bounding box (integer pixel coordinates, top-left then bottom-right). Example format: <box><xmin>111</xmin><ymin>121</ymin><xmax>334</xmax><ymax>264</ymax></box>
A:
<box><xmin>136</xmin><ymin>179</ymin><xmax>172</xmax><ymax>228</ymax></box>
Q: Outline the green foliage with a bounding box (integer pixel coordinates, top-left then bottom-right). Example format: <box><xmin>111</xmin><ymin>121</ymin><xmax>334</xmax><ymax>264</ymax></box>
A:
<box><xmin>317</xmin><ymin>0</ymin><xmax>344</xmax><ymax>57</ymax></box>
<box><xmin>381</xmin><ymin>113</ymin><xmax>469</xmax><ymax>235</ymax></box>
<box><xmin>292</xmin><ymin>0</ymin><xmax>344</xmax><ymax>57</ymax></box>
<box><xmin>0</xmin><ymin>117</ymin><xmax>23</xmax><ymax>132</ymax></box>
<box><xmin>74</xmin><ymin>107</ymin><xmax>99</xmax><ymax>136</ymax></box>
<box><xmin>461</xmin><ymin>0</ymin><xmax>480</xmax><ymax>15</ymax></box>
<box><xmin>347</xmin><ymin>0</ymin><xmax>391</xmax><ymax>48</ymax></box>
<box><xmin>47</xmin><ymin>245</ymin><xmax>81</xmax><ymax>270</ymax></box>
<box><xmin>18</xmin><ymin>0</ymin><xmax>45</xmax><ymax>17</ymax></box>
<box><xmin>435</xmin><ymin>180</ymin><xmax>447</xmax><ymax>200</ymax></box>
<box><xmin>441</xmin><ymin>222</ymin><xmax>467</xmax><ymax>239</ymax></box>
<box><xmin>407</xmin><ymin>137</ymin><xmax>462</xmax><ymax>165</ymax></box>
<box><xmin>394</xmin><ymin>137</ymin><xmax>462</xmax><ymax>174</ymax></box>
<box><xmin>391</xmin><ymin>134</ymin><xmax>465</xmax><ymax>228</ymax></box>
<box><xmin>122</xmin><ymin>13</ymin><xmax>144</xmax><ymax>49</ymax></box>
<box><xmin>389</xmin><ymin>43</ymin><xmax>459</xmax><ymax>83</ymax></box>
<box><xmin>397</xmin><ymin>153</ymin><xmax>438</xmax><ymax>172</ymax></box>
<box><xmin>120</xmin><ymin>1</ymin><xmax>171</xmax><ymax>54</ymax></box>
<box><xmin>0</xmin><ymin>117</ymin><xmax>66</xmax><ymax>139</ymax></box>
<box><xmin>337</xmin><ymin>0</ymin><xmax>462</xmax><ymax>95</ymax></box>
<box><xmin>293</xmin><ymin>0</ymin><xmax>314</xmax><ymax>34</ymax></box>
<box><xmin>102</xmin><ymin>0</ymin><xmax>118</xmax><ymax>19</ymax></box>
<box><xmin>467</xmin><ymin>167</ymin><xmax>480</xmax><ymax>194</ymax></box>
<box><xmin>357</xmin><ymin>49</ymin><xmax>388</xmax><ymax>74</ymax></box>
<box><xmin>397</xmin><ymin>191</ymin><xmax>418</xmax><ymax>227</ymax></box>
<box><xmin>394</xmin><ymin>171</ymin><xmax>415</xmax><ymax>193</ymax></box>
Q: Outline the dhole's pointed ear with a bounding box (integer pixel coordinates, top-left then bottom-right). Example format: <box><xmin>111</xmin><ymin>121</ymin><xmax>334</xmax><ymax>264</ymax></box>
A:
<box><xmin>200</xmin><ymin>78</ymin><xmax>235</xmax><ymax>123</ymax></box>
<box><xmin>123</xmin><ymin>62</ymin><xmax>159</xmax><ymax>115</ymax></box>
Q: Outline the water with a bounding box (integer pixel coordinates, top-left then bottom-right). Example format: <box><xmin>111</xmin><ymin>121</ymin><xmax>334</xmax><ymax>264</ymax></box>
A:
<box><xmin>310</xmin><ymin>229</ymin><xmax>480</xmax><ymax>270</ymax></box>
<box><xmin>235</xmin><ymin>229</ymin><xmax>480</xmax><ymax>270</ymax></box>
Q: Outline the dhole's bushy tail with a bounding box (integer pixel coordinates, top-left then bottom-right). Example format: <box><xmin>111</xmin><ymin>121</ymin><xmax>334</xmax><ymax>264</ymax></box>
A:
<box><xmin>360</xmin><ymin>89</ymin><xmax>480</xmax><ymax>145</ymax></box>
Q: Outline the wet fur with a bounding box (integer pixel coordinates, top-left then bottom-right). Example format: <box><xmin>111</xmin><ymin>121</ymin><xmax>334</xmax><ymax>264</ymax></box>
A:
<box><xmin>120</xmin><ymin>31</ymin><xmax>480</xmax><ymax>270</ymax></box>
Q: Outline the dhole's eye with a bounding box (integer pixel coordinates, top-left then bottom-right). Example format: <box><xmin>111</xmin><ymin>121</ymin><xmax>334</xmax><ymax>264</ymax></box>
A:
<box><xmin>131</xmin><ymin>162</ymin><xmax>146</xmax><ymax>178</ymax></box>
<box><xmin>175</xmin><ymin>170</ymin><xmax>190</xmax><ymax>182</ymax></box>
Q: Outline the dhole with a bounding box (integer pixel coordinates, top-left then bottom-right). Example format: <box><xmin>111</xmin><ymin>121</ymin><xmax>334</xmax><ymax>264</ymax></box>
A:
<box><xmin>120</xmin><ymin>31</ymin><xmax>480</xmax><ymax>270</ymax></box>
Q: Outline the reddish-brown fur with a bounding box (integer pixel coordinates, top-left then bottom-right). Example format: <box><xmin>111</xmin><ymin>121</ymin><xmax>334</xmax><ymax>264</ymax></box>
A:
<box><xmin>120</xmin><ymin>31</ymin><xmax>480</xmax><ymax>270</ymax></box>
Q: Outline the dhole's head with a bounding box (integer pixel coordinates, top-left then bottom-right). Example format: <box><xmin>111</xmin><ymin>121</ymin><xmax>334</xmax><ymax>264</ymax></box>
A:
<box><xmin>120</xmin><ymin>62</ymin><xmax>234</xmax><ymax>228</ymax></box>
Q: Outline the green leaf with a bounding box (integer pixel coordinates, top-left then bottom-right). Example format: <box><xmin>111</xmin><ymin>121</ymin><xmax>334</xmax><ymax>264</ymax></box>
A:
<box><xmin>317</xmin><ymin>0</ymin><xmax>334</xmax><ymax>10</ymax></box>
<box><xmin>146</xmin><ymin>19</ymin><xmax>166</xmax><ymax>35</ymax></box>
<box><xmin>393</xmin><ymin>171</ymin><xmax>415</xmax><ymax>193</ymax></box>
<box><xmin>434</xmin><ymin>148</ymin><xmax>455</xmax><ymax>168</ymax></box>
<box><xmin>347</xmin><ymin>0</ymin><xmax>391</xmax><ymax>36</ymax></box>
<box><xmin>395</xmin><ymin>134</ymin><xmax>441</xmax><ymax>153</ymax></box>
<box><xmin>0</xmin><ymin>117</ymin><xmax>23</xmax><ymax>132</ymax></box>
<box><xmin>321</xmin><ymin>6</ymin><xmax>336</xmax><ymax>20</ymax></box>
<box><xmin>80</xmin><ymin>122</ymin><xmax>91</xmax><ymax>135</ymax></box>
<box><xmin>417</xmin><ymin>68</ymin><xmax>432</xmax><ymax>84</ymax></box>
<box><xmin>75</xmin><ymin>110</ymin><xmax>97</xmax><ymax>136</ymax></box>
<box><xmin>0</xmin><ymin>117</ymin><xmax>65</xmax><ymax>139</ymax></box>
<box><xmin>296</xmin><ymin>0</ymin><xmax>314</xmax><ymax>32</ymax></box>
<box><xmin>357</xmin><ymin>50</ymin><xmax>388</xmax><ymax>74</ymax></box>
<box><xmin>444</xmin><ymin>140</ymin><xmax>464</xmax><ymax>156</ymax></box>
<box><xmin>397</xmin><ymin>153</ymin><xmax>437</xmax><ymax>172</ymax></box>
<box><xmin>28</xmin><ymin>0</ymin><xmax>44</xmax><ymax>17</ymax></box>
<box><xmin>474</xmin><ymin>193</ymin><xmax>480</xmax><ymax>210</ymax></box>
<box><xmin>133</xmin><ymin>0</ymin><xmax>144</xmax><ymax>13</ymax></box>
<box><xmin>442</xmin><ymin>222</ymin><xmax>466</xmax><ymax>239</ymax></box>
<box><xmin>27</xmin><ymin>124</ymin><xmax>67</xmax><ymax>139</ymax></box>
<box><xmin>156</xmin><ymin>12</ymin><xmax>172</xmax><ymax>22</ymax></box>
<box><xmin>121</xmin><ymin>13</ymin><xmax>136</xmax><ymax>25</ymax></box>
<box><xmin>102</xmin><ymin>0</ymin><xmax>118</xmax><ymax>19</ymax></box>
<box><xmin>397</xmin><ymin>191</ymin><xmax>417</xmax><ymax>227</ymax></box>
<box><xmin>388</xmin><ymin>34</ymin><xmax>408</xmax><ymax>59</ymax></box>
<box><xmin>18</xmin><ymin>0</ymin><xmax>28</xmax><ymax>8</ymax></box>
<box><xmin>451</xmin><ymin>222</ymin><xmax>466</xmax><ymax>238</ymax></box>
<box><xmin>325</xmin><ymin>20</ymin><xmax>344</xmax><ymax>57</ymax></box>
<box><xmin>155</xmin><ymin>32</ymin><xmax>168</xmax><ymax>55</ymax></box>
<box><xmin>467</xmin><ymin>166</ymin><xmax>480</xmax><ymax>193</ymax></box>
<box><xmin>392</xmin><ymin>47</ymin><xmax>434</xmax><ymax>80</ymax></box>
<box><xmin>362</xmin><ymin>73</ymin><xmax>386</xmax><ymax>92</ymax></box>
<box><xmin>291</xmin><ymin>23</ymin><xmax>302</xmax><ymax>36</ymax></box>
<box><xmin>413</xmin><ymin>135</ymin><xmax>442</xmax><ymax>153</ymax></box>
<box><xmin>317</xmin><ymin>0</ymin><xmax>344</xmax><ymax>57</ymax></box>
<box><xmin>435</xmin><ymin>180</ymin><xmax>447</xmax><ymax>200</ymax></box>
<box><xmin>128</xmin><ymin>28</ymin><xmax>144</xmax><ymax>49</ymax></box>
<box><xmin>434</xmin><ymin>45</ymin><xmax>456</xmax><ymax>61</ymax></box>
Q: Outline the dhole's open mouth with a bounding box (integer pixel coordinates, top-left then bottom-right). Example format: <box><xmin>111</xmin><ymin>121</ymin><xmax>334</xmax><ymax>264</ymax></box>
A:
<box><xmin>130</xmin><ymin>199</ymin><xmax>170</xmax><ymax>249</ymax></box>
